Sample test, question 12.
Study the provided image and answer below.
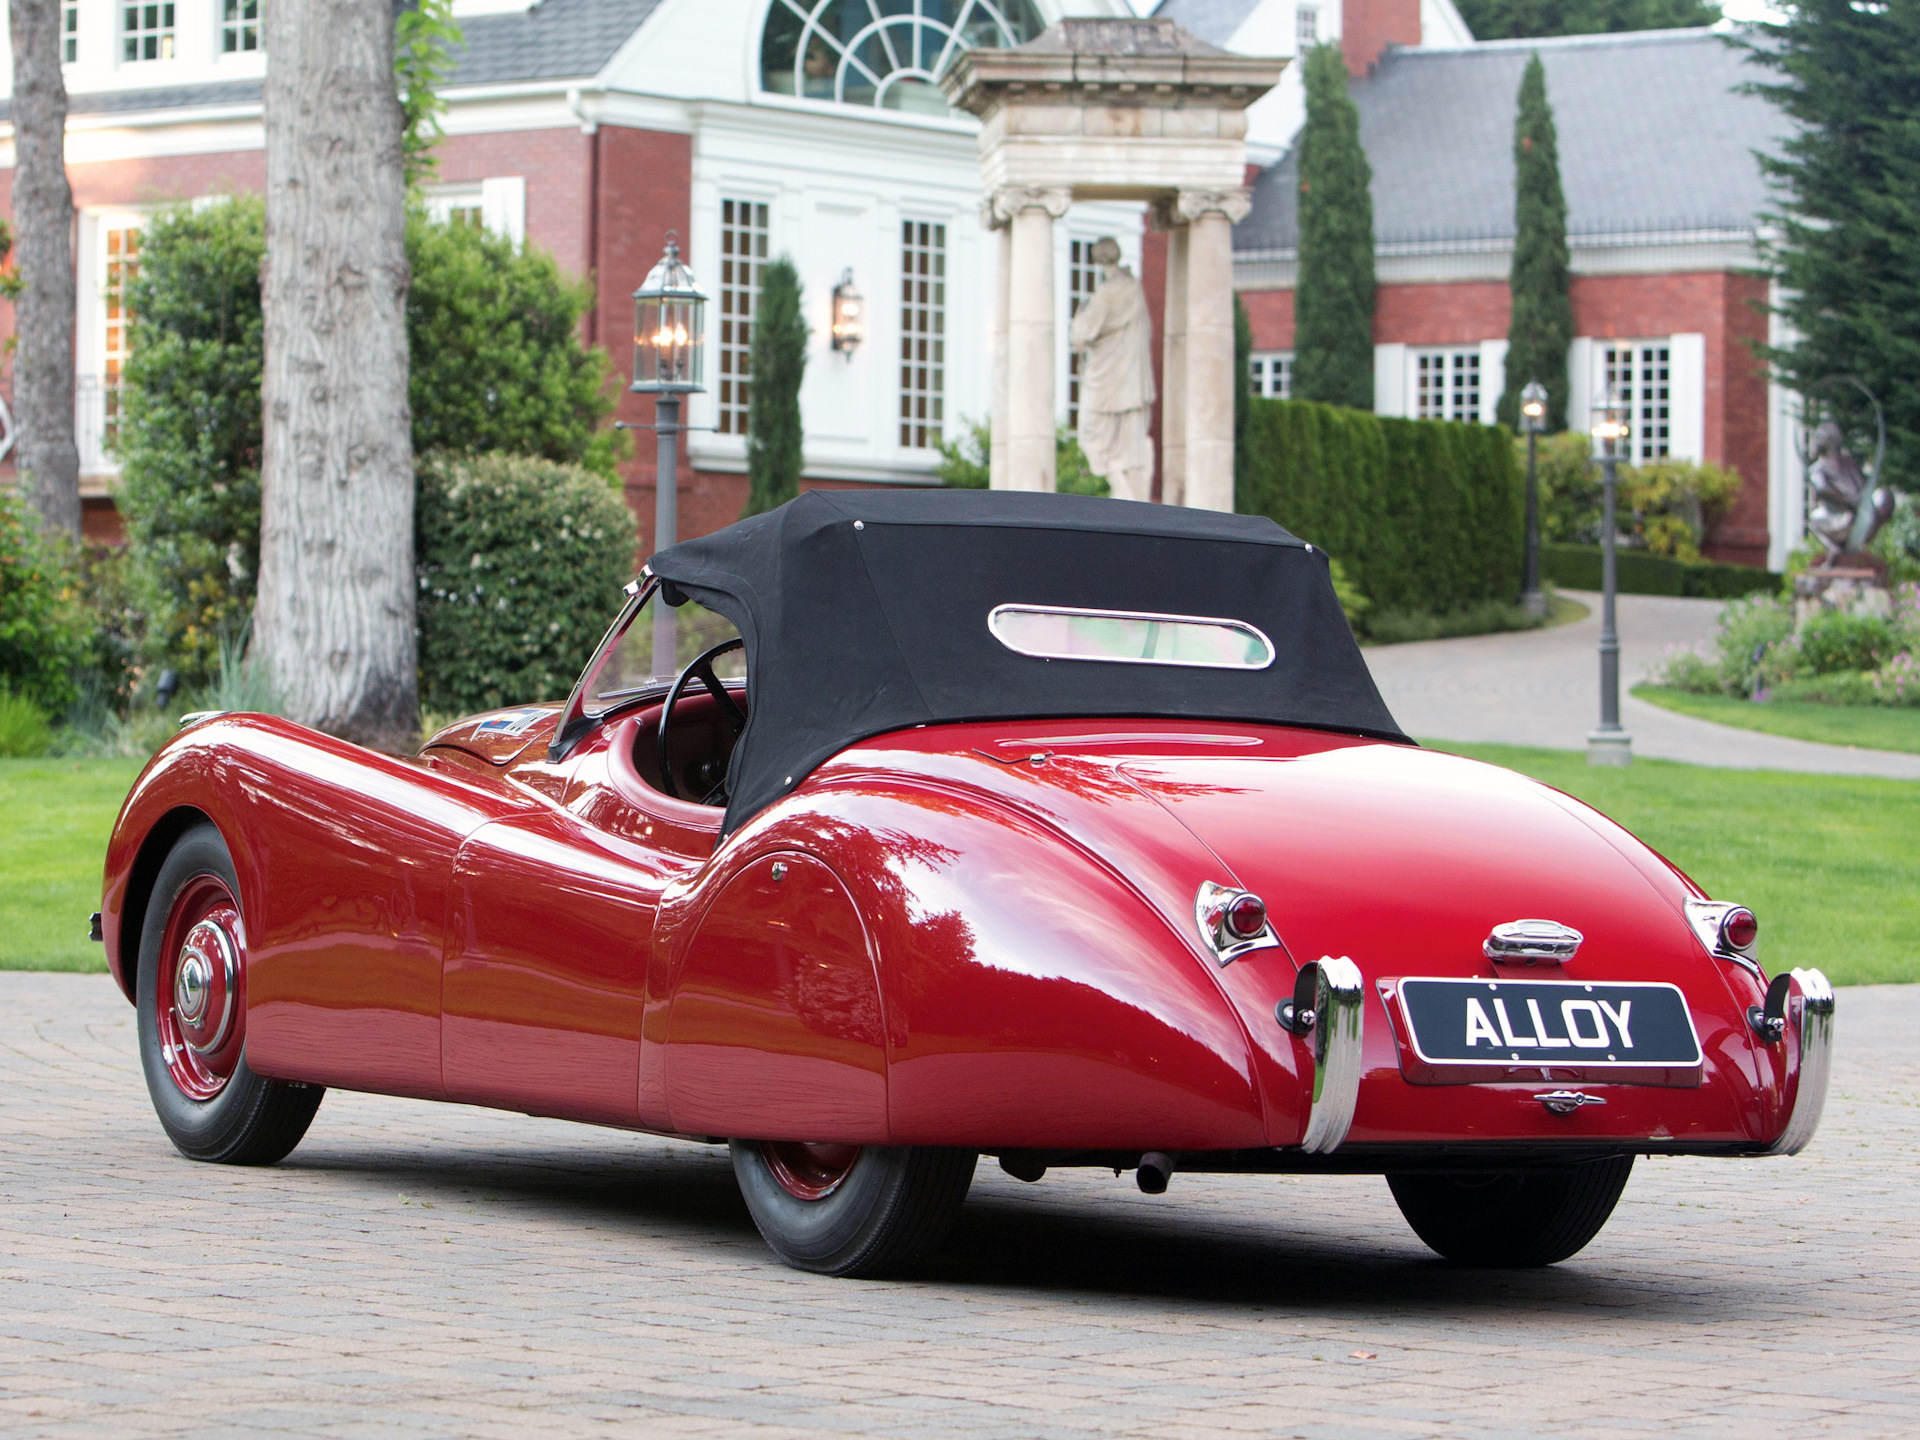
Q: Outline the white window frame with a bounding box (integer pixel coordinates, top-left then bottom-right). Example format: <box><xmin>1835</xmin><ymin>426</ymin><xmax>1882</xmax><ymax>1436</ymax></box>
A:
<box><xmin>120</xmin><ymin>1</ymin><xmax>176</xmax><ymax>63</ymax></box>
<box><xmin>220</xmin><ymin>0</ymin><xmax>261</xmax><ymax>54</ymax></box>
<box><xmin>63</xmin><ymin>0</ymin><xmax>79</xmax><ymax>62</ymax></box>
<box><xmin>716</xmin><ymin>197</ymin><xmax>771</xmax><ymax>439</ymax></box>
<box><xmin>1601</xmin><ymin>339</ymin><xmax>1673</xmax><ymax>463</ymax></box>
<box><xmin>898</xmin><ymin>216</ymin><xmax>947</xmax><ymax>452</ymax></box>
<box><xmin>1249</xmin><ymin>350</ymin><xmax>1293</xmax><ymax>399</ymax></box>
<box><xmin>422</xmin><ymin>177</ymin><xmax>525</xmax><ymax>245</ymax></box>
<box><xmin>76</xmin><ymin>209</ymin><xmax>148</xmax><ymax>478</ymax></box>
<box><xmin>1296</xmin><ymin>3</ymin><xmax>1320</xmax><ymax>50</ymax></box>
<box><xmin>1413</xmin><ymin>346</ymin><xmax>1483</xmax><ymax>423</ymax></box>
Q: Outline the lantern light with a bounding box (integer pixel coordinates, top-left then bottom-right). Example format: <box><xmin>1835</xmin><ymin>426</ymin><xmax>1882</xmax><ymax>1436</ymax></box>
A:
<box><xmin>1590</xmin><ymin>385</ymin><xmax>1630</xmax><ymax>460</ymax></box>
<box><xmin>830</xmin><ymin>269</ymin><xmax>865</xmax><ymax>358</ymax></box>
<box><xmin>1519</xmin><ymin>380</ymin><xmax>1549</xmax><ymax>435</ymax></box>
<box><xmin>630</xmin><ymin>233</ymin><xmax>708</xmax><ymax>394</ymax></box>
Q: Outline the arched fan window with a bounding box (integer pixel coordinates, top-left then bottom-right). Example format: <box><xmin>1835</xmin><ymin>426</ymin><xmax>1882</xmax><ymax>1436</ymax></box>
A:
<box><xmin>761</xmin><ymin>0</ymin><xmax>1048</xmax><ymax>117</ymax></box>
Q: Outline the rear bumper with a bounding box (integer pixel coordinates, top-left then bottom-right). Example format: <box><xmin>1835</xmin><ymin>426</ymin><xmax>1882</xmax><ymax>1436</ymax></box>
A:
<box><xmin>1764</xmin><ymin>967</ymin><xmax>1836</xmax><ymax>1157</ymax></box>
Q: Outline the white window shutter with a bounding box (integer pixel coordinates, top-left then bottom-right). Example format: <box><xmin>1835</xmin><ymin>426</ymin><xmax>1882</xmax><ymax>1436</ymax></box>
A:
<box><xmin>481</xmin><ymin>176</ymin><xmax>527</xmax><ymax>246</ymax></box>
<box><xmin>1373</xmin><ymin>343</ymin><xmax>1409</xmax><ymax>417</ymax></box>
<box><xmin>1566</xmin><ymin>337</ymin><xmax>1593</xmax><ymax>433</ymax></box>
<box><xmin>1479</xmin><ymin>339</ymin><xmax>1509</xmax><ymax>424</ymax></box>
<box><xmin>1667</xmin><ymin>332</ymin><xmax>1706</xmax><ymax>463</ymax></box>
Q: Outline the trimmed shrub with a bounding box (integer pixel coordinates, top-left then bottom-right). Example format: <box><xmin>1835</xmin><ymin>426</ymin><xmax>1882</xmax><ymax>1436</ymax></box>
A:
<box><xmin>1541</xmin><ymin>543</ymin><xmax>1779</xmax><ymax>600</ymax></box>
<box><xmin>1797</xmin><ymin>610</ymin><xmax>1896</xmax><ymax>676</ymax></box>
<box><xmin>1238</xmin><ymin>397</ymin><xmax>1523</xmax><ymax>615</ymax></box>
<box><xmin>118</xmin><ymin>200</ymin><xmax>621</xmax><ymax>684</ymax></box>
<box><xmin>415</xmin><ymin>452</ymin><xmax>638</xmax><ymax>716</ymax></box>
<box><xmin>0</xmin><ymin>490</ymin><xmax>90</xmax><ymax>714</ymax></box>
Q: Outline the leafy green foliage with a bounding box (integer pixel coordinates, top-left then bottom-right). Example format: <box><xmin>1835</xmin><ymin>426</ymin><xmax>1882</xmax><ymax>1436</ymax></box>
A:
<box><xmin>935</xmin><ymin>420</ymin><xmax>1109</xmax><ymax>496</ymax></box>
<box><xmin>415</xmin><ymin>452</ymin><xmax>637</xmax><ymax>716</ymax></box>
<box><xmin>743</xmin><ymin>258</ymin><xmax>807</xmax><ymax>517</ymax></box>
<box><xmin>117</xmin><ymin>197</ymin><xmax>266</xmax><ymax>684</ymax></box>
<box><xmin>1650</xmin><ymin>585</ymin><xmax>1919</xmax><ymax>703</ymax></box>
<box><xmin>395</xmin><ymin>0</ymin><xmax>461</xmax><ymax>188</ymax></box>
<box><xmin>1798</xmin><ymin>609</ymin><xmax>1897</xmax><ymax>676</ymax></box>
<box><xmin>1745</xmin><ymin>2</ymin><xmax>1920</xmax><ymax>486</ymax></box>
<box><xmin>1293</xmin><ymin>45</ymin><xmax>1375</xmax><ymax>410</ymax></box>
<box><xmin>117</xmin><ymin>201</ymin><xmax>619</xmax><ymax>681</ymax></box>
<box><xmin>0</xmin><ymin>685</ymin><xmax>53</xmax><ymax>758</ymax></box>
<box><xmin>1237</xmin><ymin>398</ymin><xmax>1523</xmax><ymax>615</ymax></box>
<box><xmin>0</xmin><ymin>490</ymin><xmax>89</xmax><ymax>714</ymax></box>
<box><xmin>1526</xmin><ymin>430</ymin><xmax>1743</xmax><ymax>558</ymax></box>
<box><xmin>1541</xmin><ymin>542</ymin><xmax>1776</xmax><ymax>599</ymax></box>
<box><xmin>406</xmin><ymin>212</ymin><xmax>620</xmax><ymax>475</ymax></box>
<box><xmin>1499</xmin><ymin>55</ymin><xmax>1574</xmax><ymax>432</ymax></box>
<box><xmin>1233</xmin><ymin>292</ymin><xmax>1252</xmax><ymax>495</ymax></box>
<box><xmin>1454</xmin><ymin>0</ymin><xmax>1719</xmax><ymax>40</ymax></box>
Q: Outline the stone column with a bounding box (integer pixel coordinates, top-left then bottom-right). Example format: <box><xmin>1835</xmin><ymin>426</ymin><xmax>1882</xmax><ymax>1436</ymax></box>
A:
<box><xmin>1158</xmin><ymin>213</ymin><xmax>1189</xmax><ymax>507</ymax></box>
<box><xmin>1177</xmin><ymin>188</ymin><xmax>1252</xmax><ymax>513</ymax></box>
<box><xmin>992</xmin><ymin>185</ymin><xmax>1071</xmax><ymax>491</ymax></box>
<box><xmin>983</xmin><ymin>202</ymin><xmax>1012</xmax><ymax>487</ymax></box>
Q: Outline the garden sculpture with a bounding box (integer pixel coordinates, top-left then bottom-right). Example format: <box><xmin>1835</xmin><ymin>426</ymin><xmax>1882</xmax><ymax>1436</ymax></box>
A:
<box><xmin>1806</xmin><ymin>419</ymin><xmax>1895</xmax><ymax>560</ymax></box>
<box><xmin>1068</xmin><ymin>236</ymin><xmax>1156</xmax><ymax>503</ymax></box>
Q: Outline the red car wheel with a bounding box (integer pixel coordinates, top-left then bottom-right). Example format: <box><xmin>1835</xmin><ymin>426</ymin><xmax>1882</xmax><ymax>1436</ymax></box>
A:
<box><xmin>731</xmin><ymin>1141</ymin><xmax>977</xmax><ymax>1277</ymax></box>
<box><xmin>136</xmin><ymin>823</ymin><xmax>324</xmax><ymax>1164</ymax></box>
<box><xmin>154</xmin><ymin>874</ymin><xmax>246</xmax><ymax>1101</ymax></box>
<box><xmin>760</xmin><ymin>1142</ymin><xmax>862</xmax><ymax>1201</ymax></box>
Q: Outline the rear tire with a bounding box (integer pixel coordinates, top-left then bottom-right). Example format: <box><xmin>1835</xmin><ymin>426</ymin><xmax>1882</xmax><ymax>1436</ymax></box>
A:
<box><xmin>1386</xmin><ymin>1156</ymin><xmax>1633</xmax><ymax>1267</ymax></box>
<box><xmin>730</xmin><ymin>1141</ymin><xmax>976</xmax><ymax>1277</ymax></box>
<box><xmin>137</xmin><ymin>823</ymin><xmax>323</xmax><ymax>1164</ymax></box>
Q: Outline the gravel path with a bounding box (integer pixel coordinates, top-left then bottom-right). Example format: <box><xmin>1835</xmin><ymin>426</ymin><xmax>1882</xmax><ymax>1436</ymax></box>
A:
<box><xmin>1364</xmin><ymin>589</ymin><xmax>1920</xmax><ymax>779</ymax></box>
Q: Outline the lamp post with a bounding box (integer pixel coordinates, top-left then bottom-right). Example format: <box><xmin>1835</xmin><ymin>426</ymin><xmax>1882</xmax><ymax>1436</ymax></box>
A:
<box><xmin>630</xmin><ymin>233</ymin><xmax>707</xmax><ymax>677</ymax></box>
<box><xmin>1518</xmin><ymin>380</ymin><xmax>1548</xmax><ymax>619</ymax></box>
<box><xmin>1588</xmin><ymin>387</ymin><xmax>1632</xmax><ymax>766</ymax></box>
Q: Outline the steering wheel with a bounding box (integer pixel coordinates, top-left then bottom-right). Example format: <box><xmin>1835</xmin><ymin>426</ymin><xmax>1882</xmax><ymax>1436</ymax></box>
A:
<box><xmin>658</xmin><ymin>637</ymin><xmax>746</xmax><ymax>804</ymax></box>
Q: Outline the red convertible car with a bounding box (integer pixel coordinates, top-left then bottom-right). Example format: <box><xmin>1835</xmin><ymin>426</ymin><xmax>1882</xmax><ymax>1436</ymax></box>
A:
<box><xmin>100</xmin><ymin>491</ymin><xmax>1834</xmax><ymax>1276</ymax></box>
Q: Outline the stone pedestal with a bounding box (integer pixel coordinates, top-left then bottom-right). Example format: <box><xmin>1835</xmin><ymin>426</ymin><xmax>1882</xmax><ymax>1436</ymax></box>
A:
<box><xmin>1587</xmin><ymin>729</ymin><xmax>1633</xmax><ymax>766</ymax></box>
<box><xmin>1794</xmin><ymin>559</ymin><xmax>1891</xmax><ymax>628</ymax></box>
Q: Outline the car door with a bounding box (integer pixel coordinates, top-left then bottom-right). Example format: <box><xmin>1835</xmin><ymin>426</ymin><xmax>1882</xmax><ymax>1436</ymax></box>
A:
<box><xmin>438</xmin><ymin>718</ymin><xmax>716</xmax><ymax>1127</ymax></box>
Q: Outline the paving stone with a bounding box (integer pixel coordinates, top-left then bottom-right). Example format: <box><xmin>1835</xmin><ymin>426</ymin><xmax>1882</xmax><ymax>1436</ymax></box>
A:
<box><xmin>2</xmin><ymin>972</ymin><xmax>1915</xmax><ymax>1439</ymax></box>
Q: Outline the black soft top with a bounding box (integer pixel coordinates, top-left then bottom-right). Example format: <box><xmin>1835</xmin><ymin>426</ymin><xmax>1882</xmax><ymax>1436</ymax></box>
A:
<box><xmin>649</xmin><ymin>489</ymin><xmax>1408</xmax><ymax>834</ymax></box>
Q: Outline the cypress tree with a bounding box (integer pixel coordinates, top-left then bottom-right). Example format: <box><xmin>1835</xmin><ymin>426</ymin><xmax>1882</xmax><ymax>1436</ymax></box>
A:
<box><xmin>1747</xmin><ymin>1</ymin><xmax>1920</xmax><ymax>484</ymax></box>
<box><xmin>1293</xmin><ymin>44</ymin><xmax>1376</xmax><ymax>412</ymax></box>
<box><xmin>1498</xmin><ymin>54</ymin><xmax>1574</xmax><ymax>432</ymax></box>
<box><xmin>742</xmin><ymin>257</ymin><xmax>807</xmax><ymax>517</ymax></box>
<box><xmin>1454</xmin><ymin>0</ymin><xmax>1719</xmax><ymax>41</ymax></box>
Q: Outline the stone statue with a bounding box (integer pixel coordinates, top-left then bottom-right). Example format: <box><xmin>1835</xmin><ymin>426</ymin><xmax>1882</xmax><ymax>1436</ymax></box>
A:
<box><xmin>1068</xmin><ymin>237</ymin><xmax>1156</xmax><ymax>503</ymax></box>
<box><xmin>1806</xmin><ymin>419</ymin><xmax>1895</xmax><ymax>560</ymax></box>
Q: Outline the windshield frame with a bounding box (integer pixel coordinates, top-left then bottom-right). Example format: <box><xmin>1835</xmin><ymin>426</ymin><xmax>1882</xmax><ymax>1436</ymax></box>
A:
<box><xmin>548</xmin><ymin>573</ymin><xmax>656</xmax><ymax>762</ymax></box>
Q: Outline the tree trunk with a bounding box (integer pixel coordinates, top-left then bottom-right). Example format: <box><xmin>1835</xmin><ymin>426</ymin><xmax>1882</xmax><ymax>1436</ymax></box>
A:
<box><xmin>7</xmin><ymin>0</ymin><xmax>81</xmax><ymax>540</ymax></box>
<box><xmin>256</xmin><ymin>0</ymin><xmax>416</xmax><ymax>750</ymax></box>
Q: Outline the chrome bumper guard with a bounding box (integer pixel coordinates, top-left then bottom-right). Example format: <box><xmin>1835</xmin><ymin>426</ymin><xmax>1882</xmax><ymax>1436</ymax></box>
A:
<box><xmin>1297</xmin><ymin>956</ymin><xmax>1365</xmax><ymax>1154</ymax></box>
<box><xmin>1764</xmin><ymin>967</ymin><xmax>1835</xmax><ymax>1156</ymax></box>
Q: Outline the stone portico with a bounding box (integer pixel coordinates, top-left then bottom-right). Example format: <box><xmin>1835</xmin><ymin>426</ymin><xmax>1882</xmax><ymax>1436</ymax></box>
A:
<box><xmin>943</xmin><ymin>19</ymin><xmax>1283</xmax><ymax>511</ymax></box>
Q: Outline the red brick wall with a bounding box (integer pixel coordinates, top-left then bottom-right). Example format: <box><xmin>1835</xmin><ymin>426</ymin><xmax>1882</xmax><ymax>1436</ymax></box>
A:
<box><xmin>1241</xmin><ymin>288</ymin><xmax>1293</xmax><ymax>351</ymax></box>
<box><xmin>1342</xmin><ymin>0</ymin><xmax>1421</xmax><ymax>77</ymax></box>
<box><xmin>430</xmin><ymin>129</ymin><xmax>591</xmax><ymax>278</ymax></box>
<box><xmin>1376</xmin><ymin>281</ymin><xmax>1510</xmax><ymax>345</ymax></box>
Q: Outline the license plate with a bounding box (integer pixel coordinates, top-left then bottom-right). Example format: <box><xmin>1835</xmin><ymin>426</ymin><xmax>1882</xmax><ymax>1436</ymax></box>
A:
<box><xmin>1388</xmin><ymin>977</ymin><xmax>1703</xmax><ymax>1086</ymax></box>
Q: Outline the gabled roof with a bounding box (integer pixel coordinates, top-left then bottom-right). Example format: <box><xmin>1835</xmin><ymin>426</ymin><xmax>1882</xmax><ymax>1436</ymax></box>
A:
<box><xmin>1236</xmin><ymin>27</ymin><xmax>1792</xmax><ymax>255</ymax></box>
<box><xmin>23</xmin><ymin>0</ymin><xmax>664</xmax><ymax>121</ymax></box>
<box><xmin>1149</xmin><ymin>0</ymin><xmax>1262</xmax><ymax>48</ymax></box>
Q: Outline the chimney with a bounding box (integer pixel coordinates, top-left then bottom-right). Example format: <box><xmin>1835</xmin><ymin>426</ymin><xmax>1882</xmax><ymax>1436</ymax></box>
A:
<box><xmin>1341</xmin><ymin>0</ymin><xmax>1420</xmax><ymax>77</ymax></box>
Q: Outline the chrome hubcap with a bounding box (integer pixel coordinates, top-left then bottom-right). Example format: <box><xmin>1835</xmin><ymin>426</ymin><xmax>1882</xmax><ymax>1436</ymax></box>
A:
<box><xmin>175</xmin><ymin>918</ymin><xmax>237</xmax><ymax>1055</ymax></box>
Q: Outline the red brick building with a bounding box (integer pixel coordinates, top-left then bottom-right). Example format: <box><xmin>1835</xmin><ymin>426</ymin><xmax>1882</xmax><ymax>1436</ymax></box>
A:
<box><xmin>1219</xmin><ymin>25</ymin><xmax>1799</xmax><ymax>568</ymax></box>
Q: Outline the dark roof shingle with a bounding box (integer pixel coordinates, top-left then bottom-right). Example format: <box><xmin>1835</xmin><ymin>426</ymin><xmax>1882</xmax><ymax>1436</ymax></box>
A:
<box><xmin>1236</xmin><ymin>27</ymin><xmax>1792</xmax><ymax>253</ymax></box>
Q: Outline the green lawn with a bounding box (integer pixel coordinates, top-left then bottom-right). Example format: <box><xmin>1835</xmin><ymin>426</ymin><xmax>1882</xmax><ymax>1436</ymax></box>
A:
<box><xmin>1635</xmin><ymin>684</ymin><xmax>1920</xmax><ymax>755</ymax></box>
<box><xmin>6</xmin><ymin>748</ymin><xmax>1915</xmax><ymax>987</ymax></box>
<box><xmin>1437</xmin><ymin>742</ymin><xmax>1919</xmax><ymax>986</ymax></box>
<box><xmin>1</xmin><ymin>758</ymin><xmax>145</xmax><ymax>972</ymax></box>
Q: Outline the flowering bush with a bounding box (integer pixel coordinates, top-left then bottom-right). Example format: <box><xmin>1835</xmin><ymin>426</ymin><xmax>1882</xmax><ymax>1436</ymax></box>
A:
<box><xmin>1651</xmin><ymin>582</ymin><xmax>1920</xmax><ymax>705</ymax></box>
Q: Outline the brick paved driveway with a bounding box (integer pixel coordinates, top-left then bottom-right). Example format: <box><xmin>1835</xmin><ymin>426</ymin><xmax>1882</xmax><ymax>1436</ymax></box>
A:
<box><xmin>3</xmin><ymin>972</ymin><xmax>1914</xmax><ymax>1440</ymax></box>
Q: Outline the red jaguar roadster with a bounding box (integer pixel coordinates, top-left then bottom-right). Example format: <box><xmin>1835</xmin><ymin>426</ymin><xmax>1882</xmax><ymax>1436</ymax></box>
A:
<box><xmin>100</xmin><ymin>491</ymin><xmax>1834</xmax><ymax>1276</ymax></box>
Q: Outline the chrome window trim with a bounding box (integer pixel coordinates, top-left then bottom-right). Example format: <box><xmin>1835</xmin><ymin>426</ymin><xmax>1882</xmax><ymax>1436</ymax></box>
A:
<box><xmin>987</xmin><ymin>603</ymin><xmax>1276</xmax><ymax>671</ymax></box>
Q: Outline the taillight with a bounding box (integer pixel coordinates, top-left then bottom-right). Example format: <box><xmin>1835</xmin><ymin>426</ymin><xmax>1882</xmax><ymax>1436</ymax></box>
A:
<box><xmin>1224</xmin><ymin>892</ymin><xmax>1268</xmax><ymax>940</ymax></box>
<box><xmin>1721</xmin><ymin>907</ymin><xmax>1758</xmax><ymax>952</ymax></box>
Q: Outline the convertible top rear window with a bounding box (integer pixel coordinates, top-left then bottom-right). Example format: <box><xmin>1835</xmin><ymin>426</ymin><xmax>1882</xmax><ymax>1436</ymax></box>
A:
<box><xmin>649</xmin><ymin>490</ymin><xmax>1407</xmax><ymax>834</ymax></box>
<box><xmin>989</xmin><ymin>605</ymin><xmax>1274</xmax><ymax>670</ymax></box>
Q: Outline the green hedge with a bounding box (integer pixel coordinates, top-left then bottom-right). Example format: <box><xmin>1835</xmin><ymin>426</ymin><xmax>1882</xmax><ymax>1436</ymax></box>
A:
<box><xmin>1238</xmin><ymin>398</ymin><xmax>1524</xmax><ymax>614</ymax></box>
<box><xmin>1541</xmin><ymin>542</ymin><xmax>1779</xmax><ymax>599</ymax></box>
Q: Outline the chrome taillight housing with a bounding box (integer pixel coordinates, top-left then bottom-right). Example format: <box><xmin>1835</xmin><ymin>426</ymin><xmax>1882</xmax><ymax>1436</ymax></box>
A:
<box><xmin>1194</xmin><ymin>881</ymin><xmax>1281</xmax><ymax>967</ymax></box>
<box><xmin>1685</xmin><ymin>898</ymin><xmax>1761</xmax><ymax>979</ymax></box>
